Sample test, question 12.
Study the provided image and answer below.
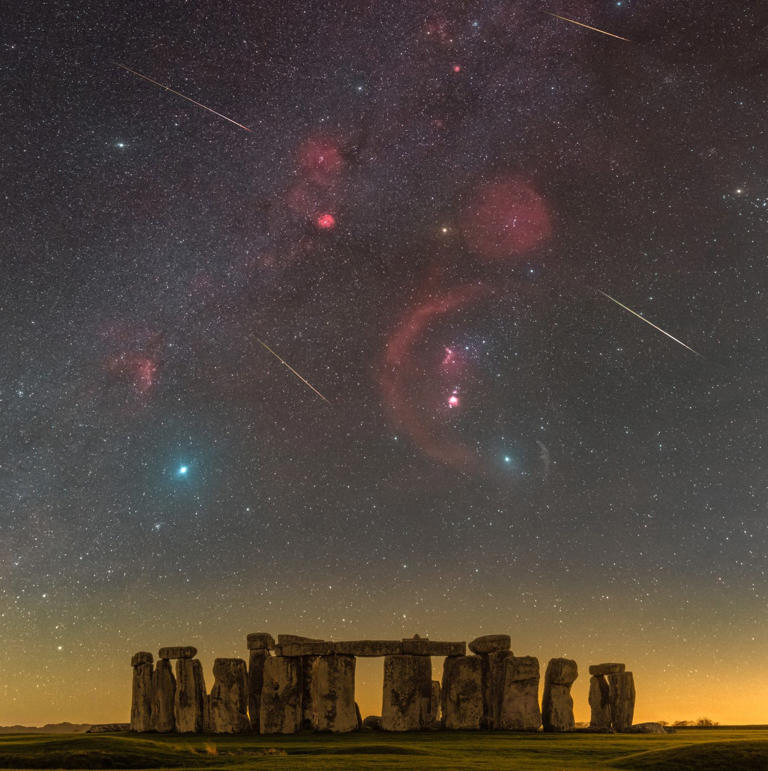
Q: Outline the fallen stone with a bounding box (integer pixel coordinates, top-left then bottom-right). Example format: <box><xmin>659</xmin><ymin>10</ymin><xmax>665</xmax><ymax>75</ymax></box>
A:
<box><xmin>608</xmin><ymin>671</ymin><xmax>635</xmax><ymax>732</ymax></box>
<box><xmin>332</xmin><ymin>640</ymin><xmax>403</xmax><ymax>657</ymax></box>
<box><xmin>363</xmin><ymin>715</ymin><xmax>382</xmax><ymax>730</ymax></box>
<box><xmin>441</xmin><ymin>655</ymin><xmax>483</xmax><ymax>730</ymax></box>
<box><xmin>311</xmin><ymin>654</ymin><xmax>357</xmax><ymax>732</ymax></box>
<box><xmin>628</xmin><ymin>722</ymin><xmax>665</xmax><ymax>734</ymax></box>
<box><xmin>209</xmin><ymin>658</ymin><xmax>250</xmax><ymax>733</ymax></box>
<box><xmin>246</xmin><ymin>633</ymin><xmax>275</xmax><ymax>651</ymax></box>
<box><xmin>248</xmin><ymin>649</ymin><xmax>268</xmax><ymax>732</ymax></box>
<box><xmin>158</xmin><ymin>646</ymin><xmax>197</xmax><ymax>660</ymax></box>
<box><xmin>589</xmin><ymin>675</ymin><xmax>611</xmax><ymax>730</ymax></box>
<box><xmin>542</xmin><ymin>658</ymin><xmax>578</xmax><ymax>732</ymax></box>
<box><xmin>130</xmin><ymin>655</ymin><xmax>153</xmax><ymax>732</ymax></box>
<box><xmin>86</xmin><ymin>723</ymin><xmax>130</xmax><ymax>733</ymax></box>
<box><xmin>150</xmin><ymin>659</ymin><xmax>176</xmax><ymax>733</ymax></box>
<box><xmin>589</xmin><ymin>663</ymin><xmax>625</xmax><ymax>676</ymax></box>
<box><xmin>498</xmin><ymin>656</ymin><xmax>541</xmax><ymax>731</ymax></box>
<box><xmin>174</xmin><ymin>659</ymin><xmax>206</xmax><ymax>733</ymax></box>
<box><xmin>260</xmin><ymin>656</ymin><xmax>301</xmax><ymax>734</ymax></box>
<box><xmin>381</xmin><ymin>654</ymin><xmax>432</xmax><ymax>731</ymax></box>
<box><xmin>131</xmin><ymin>652</ymin><xmax>153</xmax><ymax>667</ymax></box>
<box><xmin>468</xmin><ymin>635</ymin><xmax>511</xmax><ymax>655</ymax></box>
<box><xmin>401</xmin><ymin>637</ymin><xmax>465</xmax><ymax>656</ymax></box>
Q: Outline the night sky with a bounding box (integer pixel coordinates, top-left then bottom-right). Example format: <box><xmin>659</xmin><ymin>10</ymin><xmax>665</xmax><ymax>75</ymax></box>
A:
<box><xmin>3</xmin><ymin>1</ymin><xmax>768</xmax><ymax>725</ymax></box>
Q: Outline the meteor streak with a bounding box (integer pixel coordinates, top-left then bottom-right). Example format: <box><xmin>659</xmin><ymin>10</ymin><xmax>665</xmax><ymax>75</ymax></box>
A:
<box><xmin>598</xmin><ymin>290</ymin><xmax>701</xmax><ymax>356</ymax></box>
<box><xmin>114</xmin><ymin>63</ymin><xmax>252</xmax><ymax>132</ymax></box>
<box><xmin>256</xmin><ymin>338</ymin><xmax>331</xmax><ymax>404</ymax></box>
<box><xmin>544</xmin><ymin>12</ymin><xmax>630</xmax><ymax>42</ymax></box>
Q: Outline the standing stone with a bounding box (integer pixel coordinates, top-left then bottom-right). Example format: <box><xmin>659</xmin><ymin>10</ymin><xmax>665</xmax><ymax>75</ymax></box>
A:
<box><xmin>482</xmin><ymin>650</ymin><xmax>512</xmax><ymax>728</ymax></box>
<box><xmin>542</xmin><ymin>658</ymin><xmax>578</xmax><ymax>732</ymax></box>
<box><xmin>130</xmin><ymin>652</ymin><xmax>153</xmax><ymax>732</ymax></box>
<box><xmin>608</xmin><ymin>671</ymin><xmax>636</xmax><ymax>732</ymax></box>
<box><xmin>246</xmin><ymin>632</ymin><xmax>275</xmax><ymax>651</ymax></box>
<box><xmin>441</xmin><ymin>656</ymin><xmax>483</xmax><ymax>730</ymax></box>
<box><xmin>248</xmin><ymin>649</ymin><xmax>268</xmax><ymax>732</ymax></box>
<box><xmin>381</xmin><ymin>654</ymin><xmax>432</xmax><ymax>731</ymax></box>
<box><xmin>174</xmin><ymin>659</ymin><xmax>206</xmax><ymax>733</ymax></box>
<box><xmin>151</xmin><ymin>659</ymin><xmax>176</xmax><ymax>733</ymax></box>
<box><xmin>300</xmin><ymin>655</ymin><xmax>318</xmax><ymax>729</ymax></box>
<box><xmin>427</xmin><ymin>680</ymin><xmax>441</xmax><ymax>726</ymax></box>
<box><xmin>260</xmin><ymin>656</ymin><xmax>301</xmax><ymax>734</ymax></box>
<box><xmin>498</xmin><ymin>656</ymin><xmax>541</xmax><ymax>731</ymax></box>
<box><xmin>589</xmin><ymin>675</ymin><xmax>611</xmax><ymax>730</ymax></box>
<box><xmin>209</xmin><ymin>658</ymin><xmax>250</xmax><ymax>733</ymax></box>
<box><xmin>311</xmin><ymin>654</ymin><xmax>357</xmax><ymax>732</ymax></box>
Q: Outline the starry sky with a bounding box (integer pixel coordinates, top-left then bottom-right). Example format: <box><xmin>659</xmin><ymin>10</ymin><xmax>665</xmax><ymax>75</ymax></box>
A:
<box><xmin>3</xmin><ymin>0</ymin><xmax>768</xmax><ymax>726</ymax></box>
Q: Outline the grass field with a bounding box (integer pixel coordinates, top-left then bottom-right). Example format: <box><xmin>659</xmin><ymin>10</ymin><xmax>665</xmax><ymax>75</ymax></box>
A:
<box><xmin>0</xmin><ymin>727</ymin><xmax>766</xmax><ymax>770</ymax></box>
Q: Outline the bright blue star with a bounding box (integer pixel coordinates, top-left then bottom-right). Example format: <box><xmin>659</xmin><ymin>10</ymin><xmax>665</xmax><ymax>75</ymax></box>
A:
<box><xmin>178</xmin><ymin>465</ymin><xmax>188</xmax><ymax>476</ymax></box>
<box><xmin>504</xmin><ymin>456</ymin><xmax>512</xmax><ymax>464</ymax></box>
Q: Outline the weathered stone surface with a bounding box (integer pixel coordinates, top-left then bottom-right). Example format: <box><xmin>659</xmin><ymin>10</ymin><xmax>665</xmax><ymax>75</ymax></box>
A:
<box><xmin>363</xmin><ymin>715</ymin><xmax>382</xmax><ymax>730</ymax></box>
<box><xmin>427</xmin><ymin>680</ymin><xmax>441</xmax><ymax>724</ymax></box>
<box><xmin>468</xmin><ymin>635</ymin><xmax>511</xmax><ymax>655</ymax></box>
<box><xmin>277</xmin><ymin>642</ymin><xmax>334</xmax><ymax>657</ymax></box>
<box><xmin>248</xmin><ymin>649</ymin><xmax>268</xmax><ymax>732</ymax></box>
<box><xmin>174</xmin><ymin>659</ymin><xmax>206</xmax><ymax>733</ymax></box>
<box><xmin>130</xmin><ymin>658</ymin><xmax>153</xmax><ymax>732</ymax></box>
<box><xmin>246</xmin><ymin>633</ymin><xmax>275</xmax><ymax>651</ymax></box>
<box><xmin>441</xmin><ymin>656</ymin><xmax>483</xmax><ymax>730</ymax></box>
<box><xmin>311</xmin><ymin>654</ymin><xmax>357</xmax><ymax>732</ymax></box>
<box><xmin>209</xmin><ymin>658</ymin><xmax>250</xmax><ymax>734</ymax></box>
<box><xmin>150</xmin><ymin>659</ymin><xmax>176</xmax><ymax>733</ymax></box>
<box><xmin>546</xmin><ymin>658</ymin><xmax>578</xmax><ymax>685</ymax></box>
<box><xmin>542</xmin><ymin>658</ymin><xmax>578</xmax><ymax>732</ymax></box>
<box><xmin>589</xmin><ymin>675</ymin><xmax>611</xmax><ymax>730</ymax></box>
<box><xmin>628</xmin><ymin>722</ymin><xmax>665</xmax><ymax>734</ymax></box>
<box><xmin>381</xmin><ymin>654</ymin><xmax>432</xmax><ymax>731</ymax></box>
<box><xmin>498</xmin><ymin>656</ymin><xmax>541</xmax><ymax>731</ymax></box>
<box><xmin>608</xmin><ymin>671</ymin><xmax>635</xmax><ymax>732</ymax></box>
<box><xmin>589</xmin><ymin>663</ymin><xmax>625</xmax><ymax>676</ymax></box>
<box><xmin>333</xmin><ymin>640</ymin><xmax>403</xmax><ymax>657</ymax></box>
<box><xmin>131</xmin><ymin>652</ymin><xmax>153</xmax><ymax>668</ymax></box>
<box><xmin>401</xmin><ymin>637</ymin><xmax>465</xmax><ymax>656</ymax></box>
<box><xmin>158</xmin><ymin>646</ymin><xmax>197</xmax><ymax>660</ymax></box>
<box><xmin>277</xmin><ymin>634</ymin><xmax>323</xmax><ymax>645</ymax></box>
<box><xmin>260</xmin><ymin>656</ymin><xmax>301</xmax><ymax>734</ymax></box>
<box><xmin>483</xmin><ymin>650</ymin><xmax>512</xmax><ymax>729</ymax></box>
<box><xmin>300</xmin><ymin>655</ymin><xmax>318</xmax><ymax>729</ymax></box>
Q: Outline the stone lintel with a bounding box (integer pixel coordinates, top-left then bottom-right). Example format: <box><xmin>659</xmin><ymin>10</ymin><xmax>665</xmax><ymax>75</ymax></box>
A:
<box><xmin>589</xmin><ymin>663</ymin><xmax>625</xmax><ymax>676</ymax></box>
<box><xmin>332</xmin><ymin>640</ymin><xmax>405</xmax><ymax>657</ymax></box>
<box><xmin>158</xmin><ymin>646</ymin><xmax>197</xmax><ymax>660</ymax></box>
<box><xmin>401</xmin><ymin>638</ymin><xmax>466</xmax><ymax>656</ymax></box>
<box><xmin>468</xmin><ymin>635</ymin><xmax>511</xmax><ymax>655</ymax></box>
<box><xmin>276</xmin><ymin>634</ymin><xmax>324</xmax><ymax>645</ymax></box>
<box><xmin>276</xmin><ymin>642</ymin><xmax>334</xmax><ymax>657</ymax></box>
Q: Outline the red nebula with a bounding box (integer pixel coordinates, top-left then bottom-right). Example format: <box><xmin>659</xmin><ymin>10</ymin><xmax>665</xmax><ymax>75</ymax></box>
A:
<box><xmin>316</xmin><ymin>212</ymin><xmax>336</xmax><ymax>229</ymax></box>
<box><xmin>453</xmin><ymin>64</ymin><xmax>461</xmax><ymax>72</ymax></box>
<box><xmin>297</xmin><ymin>137</ymin><xmax>344</xmax><ymax>185</ymax></box>
<box><xmin>459</xmin><ymin>177</ymin><xmax>552</xmax><ymax>260</ymax></box>
<box><xmin>380</xmin><ymin>284</ymin><xmax>487</xmax><ymax>469</ymax></box>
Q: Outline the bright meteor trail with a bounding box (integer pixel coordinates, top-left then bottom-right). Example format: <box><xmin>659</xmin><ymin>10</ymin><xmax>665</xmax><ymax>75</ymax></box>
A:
<box><xmin>115</xmin><ymin>63</ymin><xmax>253</xmax><ymax>132</ymax></box>
<box><xmin>256</xmin><ymin>338</ymin><xmax>331</xmax><ymax>404</ymax></box>
<box><xmin>544</xmin><ymin>12</ymin><xmax>631</xmax><ymax>42</ymax></box>
<box><xmin>598</xmin><ymin>290</ymin><xmax>701</xmax><ymax>357</ymax></box>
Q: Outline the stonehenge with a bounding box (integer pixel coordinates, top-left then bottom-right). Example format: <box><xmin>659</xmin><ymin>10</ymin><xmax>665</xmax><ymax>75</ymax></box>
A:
<box><xmin>129</xmin><ymin>634</ymin><xmax>638</xmax><ymax>736</ymax></box>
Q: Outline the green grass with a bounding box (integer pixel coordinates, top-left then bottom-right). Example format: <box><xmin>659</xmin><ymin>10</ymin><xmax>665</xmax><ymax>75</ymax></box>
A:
<box><xmin>0</xmin><ymin>728</ymin><xmax>766</xmax><ymax>770</ymax></box>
